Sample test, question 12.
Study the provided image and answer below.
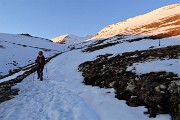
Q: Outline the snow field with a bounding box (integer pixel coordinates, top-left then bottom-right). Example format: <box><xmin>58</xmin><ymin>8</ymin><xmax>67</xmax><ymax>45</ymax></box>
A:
<box><xmin>0</xmin><ymin>34</ymin><xmax>179</xmax><ymax>120</ymax></box>
<box><xmin>0</xmin><ymin>33</ymin><xmax>67</xmax><ymax>75</ymax></box>
<box><xmin>0</xmin><ymin>49</ymin><xmax>171</xmax><ymax>120</ymax></box>
<box><xmin>127</xmin><ymin>59</ymin><xmax>180</xmax><ymax>76</ymax></box>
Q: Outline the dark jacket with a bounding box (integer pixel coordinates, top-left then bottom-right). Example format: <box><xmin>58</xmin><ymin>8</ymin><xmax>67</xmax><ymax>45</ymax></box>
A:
<box><xmin>35</xmin><ymin>55</ymin><xmax>45</xmax><ymax>68</ymax></box>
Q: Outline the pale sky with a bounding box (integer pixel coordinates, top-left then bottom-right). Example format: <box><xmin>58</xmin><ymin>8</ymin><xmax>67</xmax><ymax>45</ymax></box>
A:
<box><xmin>0</xmin><ymin>0</ymin><xmax>179</xmax><ymax>39</ymax></box>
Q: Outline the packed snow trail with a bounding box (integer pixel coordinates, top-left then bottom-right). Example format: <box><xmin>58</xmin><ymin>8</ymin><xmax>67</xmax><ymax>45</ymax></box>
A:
<box><xmin>0</xmin><ymin>49</ymin><xmax>171</xmax><ymax>120</ymax></box>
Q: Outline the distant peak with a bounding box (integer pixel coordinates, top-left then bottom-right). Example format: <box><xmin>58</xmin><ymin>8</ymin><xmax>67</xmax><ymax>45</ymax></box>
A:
<box><xmin>51</xmin><ymin>34</ymin><xmax>92</xmax><ymax>44</ymax></box>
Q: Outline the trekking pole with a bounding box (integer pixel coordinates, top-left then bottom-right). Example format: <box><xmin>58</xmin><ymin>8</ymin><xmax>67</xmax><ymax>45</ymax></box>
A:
<box><xmin>46</xmin><ymin>65</ymin><xmax>48</xmax><ymax>78</ymax></box>
<box><xmin>33</xmin><ymin>72</ymin><xmax>35</xmax><ymax>81</ymax></box>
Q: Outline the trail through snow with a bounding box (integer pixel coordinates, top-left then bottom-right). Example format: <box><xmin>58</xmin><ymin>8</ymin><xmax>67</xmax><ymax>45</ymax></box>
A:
<box><xmin>0</xmin><ymin>49</ymin><xmax>171</xmax><ymax>120</ymax></box>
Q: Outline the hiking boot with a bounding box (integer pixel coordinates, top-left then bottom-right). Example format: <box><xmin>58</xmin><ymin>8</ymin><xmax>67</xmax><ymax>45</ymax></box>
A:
<box><xmin>40</xmin><ymin>73</ymin><xmax>43</xmax><ymax>81</ymax></box>
<box><xmin>40</xmin><ymin>76</ymin><xmax>43</xmax><ymax>81</ymax></box>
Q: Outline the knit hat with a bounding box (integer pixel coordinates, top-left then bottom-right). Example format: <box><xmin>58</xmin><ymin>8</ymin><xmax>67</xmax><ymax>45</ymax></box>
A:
<box><xmin>38</xmin><ymin>51</ymin><xmax>43</xmax><ymax>55</ymax></box>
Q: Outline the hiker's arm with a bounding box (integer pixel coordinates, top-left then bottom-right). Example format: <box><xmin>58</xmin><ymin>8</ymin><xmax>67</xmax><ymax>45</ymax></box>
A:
<box><xmin>35</xmin><ymin>57</ymin><xmax>39</xmax><ymax>65</ymax></box>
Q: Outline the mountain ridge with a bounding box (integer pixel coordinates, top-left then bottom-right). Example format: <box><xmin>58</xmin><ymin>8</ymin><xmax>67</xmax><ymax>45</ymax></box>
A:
<box><xmin>90</xmin><ymin>4</ymin><xmax>180</xmax><ymax>39</ymax></box>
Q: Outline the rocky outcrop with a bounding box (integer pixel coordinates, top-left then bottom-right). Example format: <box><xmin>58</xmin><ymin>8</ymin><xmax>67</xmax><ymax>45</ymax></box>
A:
<box><xmin>83</xmin><ymin>35</ymin><xmax>165</xmax><ymax>53</ymax></box>
<box><xmin>79</xmin><ymin>45</ymin><xmax>180</xmax><ymax>119</ymax></box>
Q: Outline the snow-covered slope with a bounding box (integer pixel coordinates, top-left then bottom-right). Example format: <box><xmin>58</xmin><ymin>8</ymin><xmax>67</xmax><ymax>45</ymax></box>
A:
<box><xmin>0</xmin><ymin>4</ymin><xmax>180</xmax><ymax>120</ymax></box>
<box><xmin>0</xmin><ymin>33</ymin><xmax>67</xmax><ymax>76</ymax></box>
<box><xmin>91</xmin><ymin>4</ymin><xmax>180</xmax><ymax>39</ymax></box>
<box><xmin>1</xmin><ymin>35</ymin><xmax>179</xmax><ymax>120</ymax></box>
<box><xmin>52</xmin><ymin>34</ymin><xmax>92</xmax><ymax>44</ymax></box>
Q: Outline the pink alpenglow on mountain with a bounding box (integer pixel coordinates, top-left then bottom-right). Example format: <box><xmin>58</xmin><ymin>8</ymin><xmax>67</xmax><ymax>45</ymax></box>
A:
<box><xmin>91</xmin><ymin>4</ymin><xmax>180</xmax><ymax>39</ymax></box>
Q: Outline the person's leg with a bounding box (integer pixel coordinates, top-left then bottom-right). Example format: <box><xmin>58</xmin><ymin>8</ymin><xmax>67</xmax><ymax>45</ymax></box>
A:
<box><xmin>37</xmin><ymin>68</ymin><xmax>40</xmax><ymax>79</ymax></box>
<box><xmin>40</xmin><ymin>66</ymin><xmax>44</xmax><ymax>80</ymax></box>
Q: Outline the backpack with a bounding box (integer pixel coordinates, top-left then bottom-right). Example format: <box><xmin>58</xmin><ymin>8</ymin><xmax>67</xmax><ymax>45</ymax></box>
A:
<box><xmin>36</xmin><ymin>55</ymin><xmax>45</xmax><ymax>67</ymax></box>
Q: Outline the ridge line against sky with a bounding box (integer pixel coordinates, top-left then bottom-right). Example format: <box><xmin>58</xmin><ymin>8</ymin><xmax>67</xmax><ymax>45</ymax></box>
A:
<box><xmin>0</xmin><ymin>0</ymin><xmax>179</xmax><ymax>39</ymax></box>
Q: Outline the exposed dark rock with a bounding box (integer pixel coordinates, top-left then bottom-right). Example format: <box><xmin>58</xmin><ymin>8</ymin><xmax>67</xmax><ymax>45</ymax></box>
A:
<box><xmin>19</xmin><ymin>33</ymin><xmax>32</xmax><ymax>37</ymax></box>
<box><xmin>0</xmin><ymin>89</ymin><xmax>19</xmax><ymax>103</ymax></box>
<box><xmin>79</xmin><ymin>45</ymin><xmax>180</xmax><ymax>119</ymax></box>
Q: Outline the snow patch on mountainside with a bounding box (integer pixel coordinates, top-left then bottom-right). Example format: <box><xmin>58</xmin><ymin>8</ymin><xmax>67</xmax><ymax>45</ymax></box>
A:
<box><xmin>127</xmin><ymin>59</ymin><xmax>180</xmax><ymax>76</ymax></box>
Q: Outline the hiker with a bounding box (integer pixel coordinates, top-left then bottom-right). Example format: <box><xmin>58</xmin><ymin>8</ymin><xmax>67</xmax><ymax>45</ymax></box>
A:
<box><xmin>35</xmin><ymin>51</ymin><xmax>45</xmax><ymax>80</ymax></box>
